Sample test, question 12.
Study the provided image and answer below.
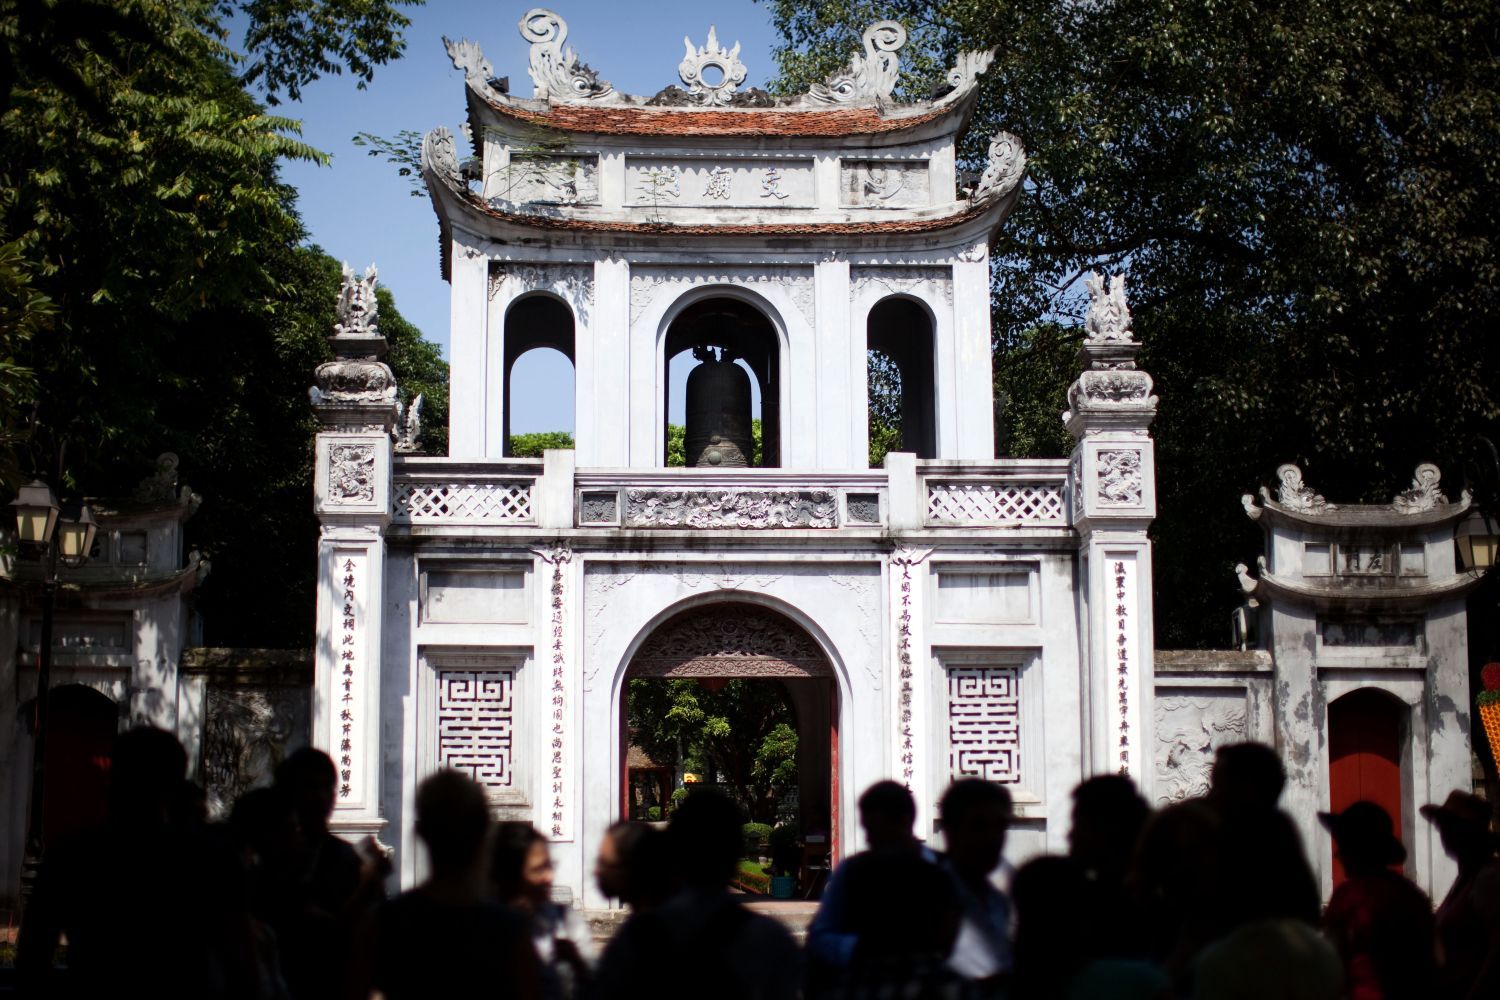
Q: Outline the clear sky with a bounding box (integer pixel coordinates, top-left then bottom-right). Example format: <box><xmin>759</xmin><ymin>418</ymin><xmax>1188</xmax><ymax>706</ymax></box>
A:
<box><xmin>276</xmin><ymin>0</ymin><xmax>785</xmax><ymax>433</ymax></box>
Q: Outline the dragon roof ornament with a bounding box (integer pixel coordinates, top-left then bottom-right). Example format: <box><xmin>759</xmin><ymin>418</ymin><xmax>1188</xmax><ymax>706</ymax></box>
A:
<box><xmin>519</xmin><ymin>8</ymin><xmax>613</xmax><ymax>102</ymax></box>
<box><xmin>808</xmin><ymin>20</ymin><xmax>907</xmax><ymax>105</ymax></box>
<box><xmin>975</xmin><ymin>131</ymin><xmax>1026</xmax><ymax>200</ymax></box>
<box><xmin>1084</xmin><ymin>272</ymin><xmax>1133</xmax><ymax>343</ymax></box>
<box><xmin>443</xmin><ymin>36</ymin><xmax>495</xmax><ymax>89</ymax></box>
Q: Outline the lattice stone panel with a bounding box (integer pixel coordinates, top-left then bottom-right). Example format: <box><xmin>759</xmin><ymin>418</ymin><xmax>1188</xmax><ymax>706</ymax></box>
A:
<box><xmin>394</xmin><ymin>482</ymin><xmax>533</xmax><ymax>523</ymax></box>
<box><xmin>436</xmin><ymin>669</ymin><xmax>515</xmax><ymax>793</ymax></box>
<box><xmin>927</xmin><ymin>482</ymin><xmax>1066</xmax><ymax>525</ymax></box>
<box><xmin>948</xmin><ymin>664</ymin><xmax>1021</xmax><ymax>784</ymax></box>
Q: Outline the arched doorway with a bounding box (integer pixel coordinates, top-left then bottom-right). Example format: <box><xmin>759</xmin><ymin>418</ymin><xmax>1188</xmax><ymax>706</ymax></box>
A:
<box><xmin>1328</xmin><ymin>687</ymin><xmax>1407</xmax><ymax>885</ymax></box>
<box><xmin>663</xmin><ymin>297</ymin><xmax>781</xmax><ymax>467</ymax></box>
<box><xmin>42</xmin><ymin>684</ymin><xmax>117</xmax><ymax>845</ymax></box>
<box><xmin>503</xmin><ymin>294</ymin><xmax>575</xmax><ymax>455</ymax></box>
<box><xmin>621</xmin><ymin>603</ymin><xmax>838</xmax><ymax>888</ymax></box>
<box><xmin>867</xmin><ymin>296</ymin><xmax>936</xmax><ymax>464</ymax></box>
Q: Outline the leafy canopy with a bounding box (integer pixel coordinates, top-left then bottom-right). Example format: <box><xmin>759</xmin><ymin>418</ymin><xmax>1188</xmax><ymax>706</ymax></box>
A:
<box><xmin>764</xmin><ymin>0</ymin><xmax>1500</xmax><ymax>645</ymax></box>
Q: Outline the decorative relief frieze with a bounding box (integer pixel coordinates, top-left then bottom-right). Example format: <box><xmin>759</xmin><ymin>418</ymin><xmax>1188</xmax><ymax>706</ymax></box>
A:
<box><xmin>1154</xmin><ymin>694</ymin><xmax>1247</xmax><ymax>805</ymax></box>
<box><xmin>489</xmin><ymin>262</ymin><xmax>593</xmax><ymax>308</ymax></box>
<box><xmin>579</xmin><ymin>490</ymin><xmax>619</xmax><ymax>524</ymax></box>
<box><xmin>628</xmin><ymin>267</ymin><xmax>814</xmax><ymax>329</ymax></box>
<box><xmin>851</xmin><ymin>266</ymin><xmax>952</xmax><ymax>304</ymax></box>
<box><xmin>1097</xmin><ymin>450</ymin><xmax>1144</xmax><ymax>507</ymax></box>
<box><xmin>494</xmin><ymin>154</ymin><xmax>599</xmax><ymax>206</ymax></box>
<box><xmin>623</xmin><ymin>489</ymin><xmax>837</xmax><ymax>529</ymax></box>
<box><xmin>626</xmin><ymin>158</ymin><xmax>815</xmax><ymax>209</ymax></box>
<box><xmin>631</xmin><ymin>604</ymin><xmax>832</xmax><ymax>678</ymax></box>
<box><xmin>840</xmin><ymin>160</ymin><xmax>929</xmax><ymax>209</ymax></box>
<box><xmin>1071</xmin><ymin>454</ymin><xmax>1084</xmax><ymax>519</ymax></box>
<box><xmin>327</xmin><ymin>444</ymin><xmax>376</xmax><ymax>504</ymax></box>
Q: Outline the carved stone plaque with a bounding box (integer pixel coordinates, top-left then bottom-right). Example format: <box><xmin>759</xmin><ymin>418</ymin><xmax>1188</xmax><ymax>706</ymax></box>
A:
<box><xmin>623</xmin><ymin>489</ymin><xmax>837</xmax><ymax>529</ymax></box>
<box><xmin>1154</xmin><ymin>692</ymin><xmax>1248</xmax><ymax>805</ymax></box>
<box><xmin>840</xmin><ymin>160</ymin><xmax>929</xmax><ymax>208</ymax></box>
<box><xmin>626</xmin><ymin>157</ymin><xmax>814</xmax><ymax>208</ymax></box>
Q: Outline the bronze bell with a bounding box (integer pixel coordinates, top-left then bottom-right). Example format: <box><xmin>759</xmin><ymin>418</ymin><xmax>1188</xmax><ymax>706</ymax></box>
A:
<box><xmin>685</xmin><ymin>347</ymin><xmax>753</xmax><ymax>467</ymax></box>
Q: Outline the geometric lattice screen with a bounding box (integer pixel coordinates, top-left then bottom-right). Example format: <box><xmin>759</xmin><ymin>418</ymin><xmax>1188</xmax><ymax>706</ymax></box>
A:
<box><xmin>435</xmin><ymin>669</ymin><xmax>515</xmax><ymax>794</ymax></box>
<box><xmin>947</xmin><ymin>664</ymin><xmax>1021</xmax><ymax>784</ymax></box>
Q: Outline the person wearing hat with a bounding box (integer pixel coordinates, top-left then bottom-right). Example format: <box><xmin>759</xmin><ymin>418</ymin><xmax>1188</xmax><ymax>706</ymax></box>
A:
<box><xmin>1320</xmin><ymin>800</ymin><xmax>1436</xmax><ymax>1000</ymax></box>
<box><xmin>1422</xmin><ymin>790</ymin><xmax>1500</xmax><ymax>999</ymax></box>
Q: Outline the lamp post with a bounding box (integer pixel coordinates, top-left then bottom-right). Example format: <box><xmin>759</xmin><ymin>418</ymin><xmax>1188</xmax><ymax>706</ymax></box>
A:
<box><xmin>9</xmin><ymin>480</ymin><xmax>96</xmax><ymax>874</ymax></box>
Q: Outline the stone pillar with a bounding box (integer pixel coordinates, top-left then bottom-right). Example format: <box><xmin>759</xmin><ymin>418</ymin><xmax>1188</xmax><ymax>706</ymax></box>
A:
<box><xmin>310</xmin><ymin>263</ymin><xmax>401</xmax><ymax>843</ymax></box>
<box><xmin>449</xmin><ymin>236</ymin><xmax>489</xmax><ymax>457</ymax></box>
<box><xmin>952</xmin><ymin>245</ymin><xmax>996</xmax><ymax>460</ymax></box>
<box><xmin>815</xmin><ymin>257</ymin><xmax>855</xmax><ymax>468</ymax></box>
<box><xmin>585</xmin><ymin>257</ymin><xmax>631</xmax><ymax>466</ymax></box>
<box><xmin>1064</xmin><ymin>274</ymin><xmax>1159</xmax><ymax>796</ymax></box>
<box><xmin>891</xmin><ymin>544</ymin><xmax>934</xmax><ymax>839</ymax></box>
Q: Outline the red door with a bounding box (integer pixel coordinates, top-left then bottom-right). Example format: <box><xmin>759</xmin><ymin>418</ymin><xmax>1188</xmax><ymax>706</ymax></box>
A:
<box><xmin>42</xmin><ymin>685</ymin><xmax>116</xmax><ymax>845</ymax></box>
<box><xmin>1328</xmin><ymin>688</ymin><xmax>1405</xmax><ymax>885</ymax></box>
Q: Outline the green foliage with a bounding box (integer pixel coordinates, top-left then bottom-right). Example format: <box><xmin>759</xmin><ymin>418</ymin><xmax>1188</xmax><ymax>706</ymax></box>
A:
<box><xmin>766</xmin><ymin>0</ymin><xmax>1500</xmax><ymax>645</ymax></box>
<box><xmin>867</xmin><ymin>350</ymin><xmax>903</xmax><ymax>468</ymax></box>
<box><xmin>732</xmin><ymin>858</ymin><xmax>771</xmax><ymax>894</ymax></box>
<box><xmin>629</xmin><ymin>678</ymin><xmax>799</xmax><ymax>823</ymax></box>
<box><xmin>768</xmin><ymin>823</ymin><xmax>801</xmax><ymax>876</ymax></box>
<box><xmin>0</xmin><ymin>0</ymin><xmax>436</xmax><ymax>646</ymax></box>
<box><xmin>994</xmin><ymin>323</ymin><xmax>1076</xmax><ymax>459</ymax></box>
<box><xmin>507</xmin><ymin>431</ymin><xmax>575</xmax><ymax>458</ymax></box>
<box><xmin>742</xmin><ymin>822</ymin><xmax>773</xmax><ymax>853</ymax></box>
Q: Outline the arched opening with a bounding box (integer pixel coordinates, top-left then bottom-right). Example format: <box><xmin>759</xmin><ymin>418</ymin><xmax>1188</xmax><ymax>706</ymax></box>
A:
<box><xmin>867</xmin><ymin>297</ymin><xmax>936</xmax><ymax>465</ymax></box>
<box><xmin>621</xmin><ymin>603</ymin><xmax>836</xmax><ymax>897</ymax></box>
<box><xmin>42</xmin><ymin>684</ymin><xmax>116</xmax><ymax>846</ymax></box>
<box><xmin>1328</xmin><ymin>687</ymin><xmax>1408</xmax><ymax>885</ymax></box>
<box><xmin>503</xmin><ymin>295</ymin><xmax>575</xmax><ymax>455</ymax></box>
<box><xmin>663</xmin><ymin>297</ymin><xmax>780</xmax><ymax>468</ymax></box>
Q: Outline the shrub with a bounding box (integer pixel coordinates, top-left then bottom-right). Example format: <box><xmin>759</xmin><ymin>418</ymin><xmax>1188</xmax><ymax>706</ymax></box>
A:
<box><xmin>769</xmin><ymin>824</ymin><xmax>801</xmax><ymax>876</ymax></box>
<box><xmin>646</xmin><ymin>806</ymin><xmax>662</xmax><ymax>821</ymax></box>
<box><xmin>742</xmin><ymin>822</ymin><xmax>773</xmax><ymax>854</ymax></box>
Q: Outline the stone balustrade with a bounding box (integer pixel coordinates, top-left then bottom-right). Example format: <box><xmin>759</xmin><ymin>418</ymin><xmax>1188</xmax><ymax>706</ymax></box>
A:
<box><xmin>389</xmin><ymin>453</ymin><xmax>1072</xmax><ymax>532</ymax></box>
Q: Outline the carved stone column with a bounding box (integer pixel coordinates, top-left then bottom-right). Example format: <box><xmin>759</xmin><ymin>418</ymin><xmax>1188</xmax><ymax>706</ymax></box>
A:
<box><xmin>311</xmin><ymin>264</ymin><xmax>400</xmax><ymax>843</ymax></box>
<box><xmin>890</xmin><ymin>544</ymin><xmax>933</xmax><ymax>838</ymax></box>
<box><xmin>1064</xmin><ymin>274</ymin><xmax>1159</xmax><ymax>794</ymax></box>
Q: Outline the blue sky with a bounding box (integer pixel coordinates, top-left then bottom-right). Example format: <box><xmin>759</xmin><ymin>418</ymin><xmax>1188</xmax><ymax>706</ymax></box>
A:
<box><xmin>275</xmin><ymin>1</ymin><xmax>785</xmax><ymax>432</ymax></box>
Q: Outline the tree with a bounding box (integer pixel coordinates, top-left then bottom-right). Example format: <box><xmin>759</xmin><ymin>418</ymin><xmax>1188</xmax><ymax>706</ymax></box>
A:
<box><xmin>764</xmin><ymin>0</ymin><xmax>1500</xmax><ymax>645</ymax></box>
<box><xmin>0</xmin><ymin>0</ymin><xmax>437</xmax><ymax>647</ymax></box>
<box><xmin>508</xmin><ymin>431</ymin><xmax>575</xmax><ymax>457</ymax></box>
<box><xmin>628</xmin><ymin>678</ymin><xmax>799</xmax><ymax>823</ymax></box>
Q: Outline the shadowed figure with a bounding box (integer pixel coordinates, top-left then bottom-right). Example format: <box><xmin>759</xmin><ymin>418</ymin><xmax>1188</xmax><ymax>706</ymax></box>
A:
<box><xmin>1320</xmin><ymin>800</ymin><xmax>1436</xmax><ymax>1000</ymax></box>
<box><xmin>807</xmin><ymin>779</ymin><xmax>936</xmax><ymax>984</ymax></box>
<box><xmin>595</xmin><ymin>819</ymin><xmax>672</xmax><ymax>913</ymax></box>
<box><xmin>346</xmin><ymin>769</ymin><xmax>539</xmax><ymax>1000</ymax></box>
<box><xmin>270</xmin><ymin>748</ymin><xmax>387</xmax><ymax>999</ymax></box>
<box><xmin>491</xmin><ymin>821</ymin><xmax>595</xmax><ymax>1000</ymax></box>
<box><xmin>940</xmin><ymin>778</ymin><xmax>1014</xmax><ymax>987</ymax></box>
<box><xmin>1422</xmin><ymin>790</ymin><xmax>1500</xmax><ymax>999</ymax></box>
<box><xmin>594</xmin><ymin>787</ymin><xmax>800</xmax><ymax>1000</ymax></box>
<box><xmin>1193</xmin><ymin>743</ymin><xmax>1342</xmax><ymax>1000</ymax></box>
<box><xmin>17</xmin><ymin>727</ymin><xmax>230</xmax><ymax>998</ymax></box>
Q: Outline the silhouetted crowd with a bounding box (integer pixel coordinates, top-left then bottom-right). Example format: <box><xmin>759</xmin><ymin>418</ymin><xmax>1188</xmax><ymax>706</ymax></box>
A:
<box><xmin>14</xmin><ymin>728</ymin><xmax>1500</xmax><ymax>999</ymax></box>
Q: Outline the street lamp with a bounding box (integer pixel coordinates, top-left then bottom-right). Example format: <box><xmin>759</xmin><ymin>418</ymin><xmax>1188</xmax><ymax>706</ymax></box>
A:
<box><xmin>1457</xmin><ymin>510</ymin><xmax>1500</xmax><ymax>575</ymax></box>
<box><xmin>9</xmin><ymin>480</ymin><xmax>95</xmax><ymax>883</ymax></box>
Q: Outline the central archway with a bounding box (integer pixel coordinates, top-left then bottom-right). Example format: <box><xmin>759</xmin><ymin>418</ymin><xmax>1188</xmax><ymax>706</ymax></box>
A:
<box><xmin>621</xmin><ymin>602</ymin><xmax>840</xmax><ymax>881</ymax></box>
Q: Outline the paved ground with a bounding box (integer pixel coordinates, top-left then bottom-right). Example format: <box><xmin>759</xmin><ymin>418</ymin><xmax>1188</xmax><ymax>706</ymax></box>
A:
<box><xmin>583</xmin><ymin>899</ymin><xmax>818</xmax><ymax>949</ymax></box>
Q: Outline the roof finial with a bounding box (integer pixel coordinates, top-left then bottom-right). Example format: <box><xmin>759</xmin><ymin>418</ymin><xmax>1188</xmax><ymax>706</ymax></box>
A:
<box><xmin>518</xmin><ymin>8</ymin><xmax>613</xmax><ymax>102</ymax></box>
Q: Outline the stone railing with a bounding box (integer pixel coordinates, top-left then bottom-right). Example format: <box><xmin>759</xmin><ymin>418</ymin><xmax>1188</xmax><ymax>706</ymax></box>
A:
<box><xmin>392</xmin><ymin>458</ymin><xmax>540</xmax><ymax>526</ymax></box>
<box><xmin>919</xmin><ymin>460</ymin><xmax>1070</xmax><ymax>527</ymax></box>
<box><xmin>389</xmin><ymin>454</ymin><xmax>1074</xmax><ymax>531</ymax></box>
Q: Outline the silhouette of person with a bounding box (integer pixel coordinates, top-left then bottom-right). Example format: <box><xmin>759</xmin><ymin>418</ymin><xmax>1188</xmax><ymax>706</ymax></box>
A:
<box><xmin>492</xmin><ymin>821</ymin><xmax>595</xmax><ymax>999</ymax></box>
<box><xmin>345</xmin><ymin>769</ymin><xmax>539</xmax><ymax>1000</ymax></box>
<box><xmin>1132</xmin><ymin>798</ymin><xmax>1223</xmax><ymax>989</ymax></box>
<box><xmin>808</xmin><ymin>780</ymin><xmax>937</xmax><ymax>976</ymax></box>
<box><xmin>594</xmin><ymin>787</ymin><xmax>800</xmax><ymax>1000</ymax></box>
<box><xmin>1422</xmin><ymin>790</ymin><xmax>1500</xmax><ymax>999</ymax></box>
<box><xmin>938</xmin><ymin>778</ymin><xmax>1014</xmax><ymax>985</ymax></box>
<box><xmin>17</xmin><ymin>726</ymin><xmax>225</xmax><ymax>998</ymax></box>
<box><xmin>1320</xmin><ymin>800</ymin><xmax>1436</xmax><ymax>999</ymax></box>
<box><xmin>595</xmin><ymin>819</ymin><xmax>672</xmax><ymax>913</ymax></box>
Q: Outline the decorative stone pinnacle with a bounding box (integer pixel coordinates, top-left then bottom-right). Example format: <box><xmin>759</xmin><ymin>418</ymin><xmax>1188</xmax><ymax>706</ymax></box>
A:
<box><xmin>1084</xmin><ymin>272</ymin><xmax>1133</xmax><ymax>344</ymax></box>
<box><xmin>519</xmin><ymin>8</ymin><xmax>613</xmax><ymax>102</ymax></box>
<box><xmin>679</xmin><ymin>27</ymin><xmax>748</xmax><ymax>107</ymax></box>
<box><xmin>807</xmin><ymin>20</ymin><xmax>906</xmax><ymax>105</ymax></box>
<box><xmin>1266</xmin><ymin>464</ymin><xmax>1331</xmax><ymax>513</ymax></box>
<box><xmin>310</xmin><ymin>261</ymin><xmax>399</xmax><ymax>419</ymax></box>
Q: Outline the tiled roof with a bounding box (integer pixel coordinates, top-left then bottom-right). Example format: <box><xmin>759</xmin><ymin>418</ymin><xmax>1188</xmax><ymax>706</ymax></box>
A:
<box><xmin>478</xmin><ymin>94</ymin><xmax>959</xmax><ymax>138</ymax></box>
